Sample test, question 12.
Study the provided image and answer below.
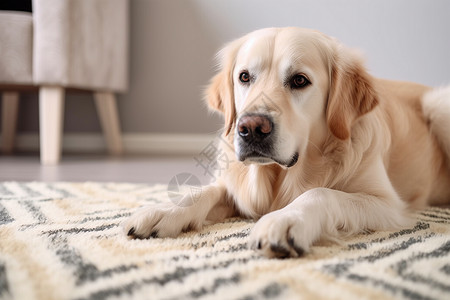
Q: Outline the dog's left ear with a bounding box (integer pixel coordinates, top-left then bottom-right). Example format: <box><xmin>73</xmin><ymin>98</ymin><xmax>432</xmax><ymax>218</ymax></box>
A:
<box><xmin>205</xmin><ymin>70</ymin><xmax>235</xmax><ymax>135</ymax></box>
<box><xmin>326</xmin><ymin>47</ymin><xmax>379</xmax><ymax>140</ymax></box>
<box><xmin>204</xmin><ymin>38</ymin><xmax>245</xmax><ymax>136</ymax></box>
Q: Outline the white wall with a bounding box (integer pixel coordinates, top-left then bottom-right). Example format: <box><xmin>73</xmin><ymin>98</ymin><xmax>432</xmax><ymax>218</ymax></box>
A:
<box><xmin>192</xmin><ymin>0</ymin><xmax>450</xmax><ymax>85</ymax></box>
<box><xmin>14</xmin><ymin>0</ymin><xmax>450</xmax><ymax>138</ymax></box>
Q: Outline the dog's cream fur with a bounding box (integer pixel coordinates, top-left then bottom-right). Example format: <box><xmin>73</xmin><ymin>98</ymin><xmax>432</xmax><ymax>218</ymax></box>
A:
<box><xmin>123</xmin><ymin>28</ymin><xmax>450</xmax><ymax>258</ymax></box>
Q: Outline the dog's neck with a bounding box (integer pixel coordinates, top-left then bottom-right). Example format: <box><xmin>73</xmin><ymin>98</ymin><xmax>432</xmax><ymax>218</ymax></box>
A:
<box><xmin>226</xmin><ymin>143</ymin><xmax>332</xmax><ymax>218</ymax></box>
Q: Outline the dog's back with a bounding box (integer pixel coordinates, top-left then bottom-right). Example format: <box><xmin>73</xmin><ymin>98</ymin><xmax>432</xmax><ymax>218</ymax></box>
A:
<box><xmin>422</xmin><ymin>85</ymin><xmax>450</xmax><ymax>205</ymax></box>
<box><xmin>377</xmin><ymin>79</ymin><xmax>450</xmax><ymax>207</ymax></box>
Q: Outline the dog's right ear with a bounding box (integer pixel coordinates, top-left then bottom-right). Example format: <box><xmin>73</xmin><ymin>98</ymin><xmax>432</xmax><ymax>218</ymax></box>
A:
<box><xmin>204</xmin><ymin>38</ymin><xmax>244</xmax><ymax>135</ymax></box>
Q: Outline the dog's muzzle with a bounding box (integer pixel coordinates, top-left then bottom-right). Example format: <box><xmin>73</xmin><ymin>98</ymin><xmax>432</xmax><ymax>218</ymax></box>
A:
<box><xmin>236</xmin><ymin>113</ymin><xmax>298</xmax><ymax>168</ymax></box>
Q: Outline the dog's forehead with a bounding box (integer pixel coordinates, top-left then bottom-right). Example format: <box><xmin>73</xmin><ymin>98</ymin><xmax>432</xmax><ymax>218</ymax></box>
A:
<box><xmin>236</xmin><ymin>28</ymin><xmax>328</xmax><ymax>72</ymax></box>
<box><xmin>235</xmin><ymin>29</ymin><xmax>278</xmax><ymax>71</ymax></box>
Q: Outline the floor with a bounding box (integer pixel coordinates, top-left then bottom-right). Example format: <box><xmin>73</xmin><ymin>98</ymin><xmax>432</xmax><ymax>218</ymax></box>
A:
<box><xmin>0</xmin><ymin>153</ymin><xmax>214</xmax><ymax>185</ymax></box>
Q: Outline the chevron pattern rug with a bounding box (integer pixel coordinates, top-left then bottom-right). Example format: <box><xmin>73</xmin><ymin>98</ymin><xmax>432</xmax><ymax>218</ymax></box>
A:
<box><xmin>0</xmin><ymin>182</ymin><xmax>449</xmax><ymax>300</ymax></box>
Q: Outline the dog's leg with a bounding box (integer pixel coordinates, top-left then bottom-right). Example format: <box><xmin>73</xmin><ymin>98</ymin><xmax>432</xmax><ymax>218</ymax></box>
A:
<box><xmin>249</xmin><ymin>189</ymin><xmax>410</xmax><ymax>258</ymax></box>
<box><xmin>249</xmin><ymin>159</ymin><xmax>412</xmax><ymax>258</ymax></box>
<box><xmin>122</xmin><ymin>184</ymin><xmax>232</xmax><ymax>239</ymax></box>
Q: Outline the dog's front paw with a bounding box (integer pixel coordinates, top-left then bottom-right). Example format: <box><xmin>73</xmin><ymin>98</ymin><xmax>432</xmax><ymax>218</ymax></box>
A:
<box><xmin>122</xmin><ymin>202</ymin><xmax>199</xmax><ymax>239</ymax></box>
<box><xmin>248</xmin><ymin>209</ymin><xmax>316</xmax><ymax>258</ymax></box>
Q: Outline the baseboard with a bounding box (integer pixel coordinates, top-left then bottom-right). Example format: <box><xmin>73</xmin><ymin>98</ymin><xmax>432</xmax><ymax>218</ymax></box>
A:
<box><xmin>2</xmin><ymin>133</ymin><xmax>218</xmax><ymax>155</ymax></box>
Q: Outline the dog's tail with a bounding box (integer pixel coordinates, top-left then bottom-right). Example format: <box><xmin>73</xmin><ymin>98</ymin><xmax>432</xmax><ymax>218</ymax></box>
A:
<box><xmin>422</xmin><ymin>85</ymin><xmax>450</xmax><ymax>161</ymax></box>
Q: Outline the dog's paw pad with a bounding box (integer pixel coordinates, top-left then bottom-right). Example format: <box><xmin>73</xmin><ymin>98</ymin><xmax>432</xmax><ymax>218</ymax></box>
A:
<box><xmin>127</xmin><ymin>227</ymin><xmax>136</xmax><ymax>237</ymax></box>
<box><xmin>288</xmin><ymin>237</ymin><xmax>305</xmax><ymax>257</ymax></box>
<box><xmin>270</xmin><ymin>243</ymin><xmax>291</xmax><ymax>259</ymax></box>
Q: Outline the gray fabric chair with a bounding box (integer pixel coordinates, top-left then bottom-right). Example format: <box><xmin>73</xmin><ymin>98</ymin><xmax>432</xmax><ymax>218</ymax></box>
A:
<box><xmin>0</xmin><ymin>0</ymin><xmax>129</xmax><ymax>164</ymax></box>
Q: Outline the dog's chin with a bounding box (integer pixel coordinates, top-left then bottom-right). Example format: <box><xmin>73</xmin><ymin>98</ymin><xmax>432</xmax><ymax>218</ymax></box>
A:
<box><xmin>239</xmin><ymin>152</ymin><xmax>299</xmax><ymax>168</ymax></box>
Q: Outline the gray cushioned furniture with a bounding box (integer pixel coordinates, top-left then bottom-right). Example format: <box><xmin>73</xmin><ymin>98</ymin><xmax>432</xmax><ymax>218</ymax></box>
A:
<box><xmin>0</xmin><ymin>0</ymin><xmax>129</xmax><ymax>164</ymax></box>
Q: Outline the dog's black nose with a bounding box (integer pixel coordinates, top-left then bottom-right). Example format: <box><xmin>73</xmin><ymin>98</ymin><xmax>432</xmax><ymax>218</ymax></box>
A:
<box><xmin>238</xmin><ymin>114</ymin><xmax>273</xmax><ymax>143</ymax></box>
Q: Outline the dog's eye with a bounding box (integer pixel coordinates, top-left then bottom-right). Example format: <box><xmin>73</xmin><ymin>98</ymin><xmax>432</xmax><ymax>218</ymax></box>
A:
<box><xmin>290</xmin><ymin>74</ymin><xmax>310</xmax><ymax>89</ymax></box>
<box><xmin>239</xmin><ymin>71</ymin><xmax>250</xmax><ymax>84</ymax></box>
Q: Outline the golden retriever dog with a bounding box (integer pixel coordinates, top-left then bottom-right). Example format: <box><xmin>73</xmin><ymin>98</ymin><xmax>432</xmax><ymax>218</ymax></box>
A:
<box><xmin>123</xmin><ymin>27</ymin><xmax>450</xmax><ymax>258</ymax></box>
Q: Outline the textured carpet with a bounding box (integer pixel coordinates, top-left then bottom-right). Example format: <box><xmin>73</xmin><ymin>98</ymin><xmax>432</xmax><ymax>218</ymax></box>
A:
<box><xmin>0</xmin><ymin>182</ymin><xmax>449</xmax><ymax>300</ymax></box>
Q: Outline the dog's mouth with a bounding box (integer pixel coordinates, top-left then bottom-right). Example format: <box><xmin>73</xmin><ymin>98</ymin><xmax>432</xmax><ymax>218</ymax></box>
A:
<box><xmin>239</xmin><ymin>151</ymin><xmax>299</xmax><ymax>168</ymax></box>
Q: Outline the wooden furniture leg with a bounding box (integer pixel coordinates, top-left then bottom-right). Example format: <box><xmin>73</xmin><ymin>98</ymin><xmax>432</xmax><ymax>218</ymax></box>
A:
<box><xmin>39</xmin><ymin>86</ymin><xmax>65</xmax><ymax>165</ymax></box>
<box><xmin>1</xmin><ymin>92</ymin><xmax>20</xmax><ymax>154</ymax></box>
<box><xmin>94</xmin><ymin>92</ymin><xmax>123</xmax><ymax>155</ymax></box>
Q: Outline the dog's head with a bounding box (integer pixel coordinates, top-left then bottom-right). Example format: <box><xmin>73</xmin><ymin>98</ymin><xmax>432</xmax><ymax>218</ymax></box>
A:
<box><xmin>205</xmin><ymin>27</ymin><xmax>378</xmax><ymax>168</ymax></box>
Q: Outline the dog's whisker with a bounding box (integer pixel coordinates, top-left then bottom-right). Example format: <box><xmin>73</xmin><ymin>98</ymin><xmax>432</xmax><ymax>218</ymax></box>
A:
<box><xmin>306</xmin><ymin>139</ymin><xmax>325</xmax><ymax>156</ymax></box>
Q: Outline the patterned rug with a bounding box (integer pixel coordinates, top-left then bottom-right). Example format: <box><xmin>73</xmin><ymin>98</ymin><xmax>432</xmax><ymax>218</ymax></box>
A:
<box><xmin>0</xmin><ymin>182</ymin><xmax>449</xmax><ymax>300</ymax></box>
